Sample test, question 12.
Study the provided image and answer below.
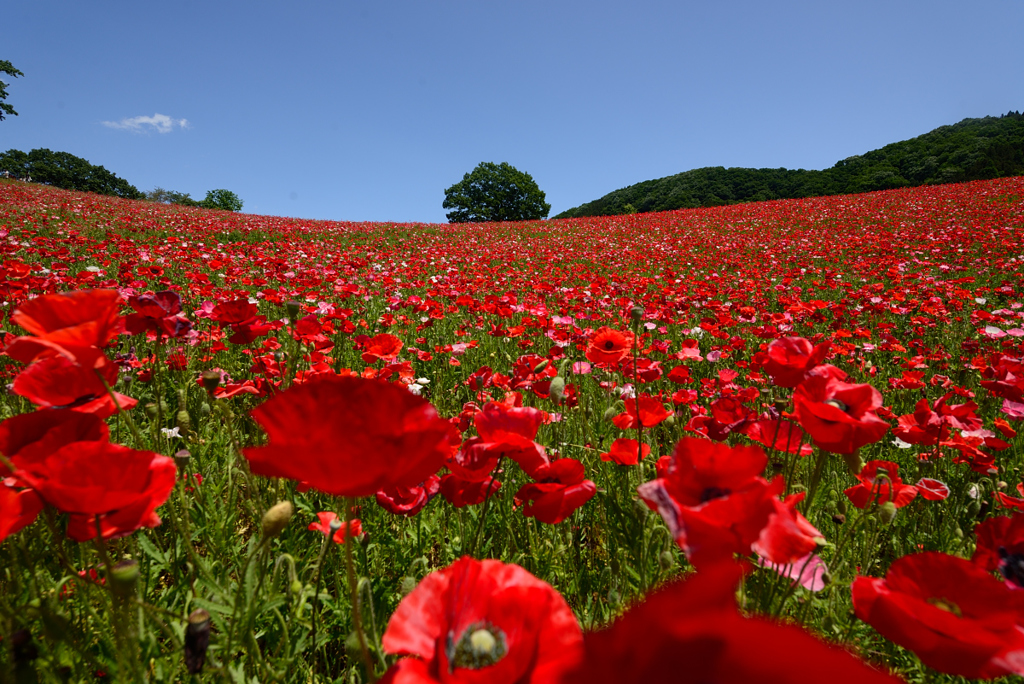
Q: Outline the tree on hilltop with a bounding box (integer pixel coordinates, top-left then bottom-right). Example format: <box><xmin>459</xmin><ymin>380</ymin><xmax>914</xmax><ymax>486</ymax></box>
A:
<box><xmin>443</xmin><ymin>162</ymin><xmax>550</xmax><ymax>223</ymax></box>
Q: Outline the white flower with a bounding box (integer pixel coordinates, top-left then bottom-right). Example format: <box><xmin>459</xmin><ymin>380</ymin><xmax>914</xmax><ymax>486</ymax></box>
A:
<box><xmin>161</xmin><ymin>427</ymin><xmax>181</xmax><ymax>439</ymax></box>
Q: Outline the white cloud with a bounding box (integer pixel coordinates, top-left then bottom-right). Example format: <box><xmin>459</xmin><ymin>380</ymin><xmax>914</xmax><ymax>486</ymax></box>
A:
<box><xmin>102</xmin><ymin>113</ymin><xmax>189</xmax><ymax>134</ymax></box>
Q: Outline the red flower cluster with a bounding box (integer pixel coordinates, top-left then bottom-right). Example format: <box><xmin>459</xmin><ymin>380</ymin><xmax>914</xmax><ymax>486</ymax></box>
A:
<box><xmin>638</xmin><ymin>437</ymin><xmax>822</xmax><ymax>568</ymax></box>
<box><xmin>0</xmin><ymin>410</ymin><xmax>175</xmax><ymax>542</ymax></box>
<box><xmin>5</xmin><ymin>290</ymin><xmax>136</xmax><ymax>417</ymax></box>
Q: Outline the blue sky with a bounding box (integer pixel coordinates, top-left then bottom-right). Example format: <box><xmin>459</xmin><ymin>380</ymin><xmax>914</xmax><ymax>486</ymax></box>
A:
<box><xmin>2</xmin><ymin>1</ymin><xmax>1022</xmax><ymax>223</ymax></box>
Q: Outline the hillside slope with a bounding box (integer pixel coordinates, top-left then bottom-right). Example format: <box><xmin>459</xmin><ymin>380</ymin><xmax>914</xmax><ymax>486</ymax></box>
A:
<box><xmin>555</xmin><ymin>111</ymin><xmax>1024</xmax><ymax>218</ymax></box>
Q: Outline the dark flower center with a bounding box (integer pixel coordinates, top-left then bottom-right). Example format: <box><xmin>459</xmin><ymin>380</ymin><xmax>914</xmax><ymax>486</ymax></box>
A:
<box><xmin>700</xmin><ymin>486</ymin><xmax>731</xmax><ymax>503</ymax></box>
<box><xmin>824</xmin><ymin>398</ymin><xmax>849</xmax><ymax>413</ymax></box>
<box><xmin>603</xmin><ymin>340</ymin><xmax>616</xmax><ymax>350</ymax></box>
<box><xmin>926</xmin><ymin>596</ymin><xmax>962</xmax><ymax>617</ymax></box>
<box><xmin>998</xmin><ymin>547</ymin><xmax>1024</xmax><ymax>587</ymax></box>
<box><xmin>447</xmin><ymin>621</ymin><xmax>508</xmax><ymax>671</ymax></box>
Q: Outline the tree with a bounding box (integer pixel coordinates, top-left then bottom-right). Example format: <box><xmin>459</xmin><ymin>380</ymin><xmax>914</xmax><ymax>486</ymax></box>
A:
<box><xmin>0</xmin><ymin>148</ymin><xmax>144</xmax><ymax>199</ymax></box>
<box><xmin>200</xmin><ymin>189</ymin><xmax>243</xmax><ymax>212</ymax></box>
<box><xmin>1</xmin><ymin>60</ymin><xmax>23</xmax><ymax>121</ymax></box>
<box><xmin>443</xmin><ymin>162</ymin><xmax>550</xmax><ymax>223</ymax></box>
<box><xmin>145</xmin><ymin>187</ymin><xmax>201</xmax><ymax>206</ymax></box>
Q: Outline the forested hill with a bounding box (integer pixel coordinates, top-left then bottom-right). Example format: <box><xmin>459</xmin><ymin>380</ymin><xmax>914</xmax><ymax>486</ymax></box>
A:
<box><xmin>554</xmin><ymin>111</ymin><xmax>1024</xmax><ymax>218</ymax></box>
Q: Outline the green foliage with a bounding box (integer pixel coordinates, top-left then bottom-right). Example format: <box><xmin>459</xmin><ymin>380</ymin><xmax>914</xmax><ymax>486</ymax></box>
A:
<box><xmin>556</xmin><ymin>111</ymin><xmax>1024</xmax><ymax>218</ymax></box>
<box><xmin>443</xmin><ymin>162</ymin><xmax>551</xmax><ymax>223</ymax></box>
<box><xmin>0</xmin><ymin>148</ymin><xmax>144</xmax><ymax>199</ymax></box>
<box><xmin>146</xmin><ymin>187</ymin><xmax>244</xmax><ymax>211</ymax></box>
<box><xmin>200</xmin><ymin>189</ymin><xmax>244</xmax><ymax>212</ymax></box>
<box><xmin>145</xmin><ymin>187</ymin><xmax>201</xmax><ymax>206</ymax></box>
<box><xmin>0</xmin><ymin>59</ymin><xmax>23</xmax><ymax>121</ymax></box>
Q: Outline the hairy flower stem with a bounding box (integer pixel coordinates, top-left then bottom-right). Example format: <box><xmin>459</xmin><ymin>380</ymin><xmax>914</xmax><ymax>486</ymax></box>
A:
<box><xmin>344</xmin><ymin>498</ymin><xmax>376</xmax><ymax>682</ymax></box>
<box><xmin>95</xmin><ymin>369</ymin><xmax>146</xmax><ymax>448</ymax></box>
<box><xmin>471</xmin><ymin>457</ymin><xmax>503</xmax><ymax>557</ymax></box>
<box><xmin>802</xmin><ymin>449</ymin><xmax>830</xmax><ymax>514</ymax></box>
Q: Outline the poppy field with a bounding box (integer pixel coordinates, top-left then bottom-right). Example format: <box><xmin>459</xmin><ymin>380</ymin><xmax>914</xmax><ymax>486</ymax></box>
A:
<box><xmin>1</xmin><ymin>176</ymin><xmax>1024</xmax><ymax>682</ymax></box>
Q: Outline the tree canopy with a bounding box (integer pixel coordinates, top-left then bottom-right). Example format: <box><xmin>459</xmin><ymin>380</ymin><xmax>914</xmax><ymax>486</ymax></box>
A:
<box><xmin>443</xmin><ymin>162</ymin><xmax>550</xmax><ymax>223</ymax></box>
<box><xmin>145</xmin><ymin>187</ymin><xmax>244</xmax><ymax>211</ymax></box>
<box><xmin>0</xmin><ymin>148</ymin><xmax>144</xmax><ymax>199</ymax></box>
<box><xmin>0</xmin><ymin>60</ymin><xmax>23</xmax><ymax>121</ymax></box>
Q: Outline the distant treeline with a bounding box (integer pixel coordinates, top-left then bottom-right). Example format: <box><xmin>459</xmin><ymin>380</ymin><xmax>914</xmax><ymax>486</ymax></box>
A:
<box><xmin>555</xmin><ymin>111</ymin><xmax>1024</xmax><ymax>218</ymax></box>
<box><xmin>0</xmin><ymin>148</ymin><xmax>144</xmax><ymax>199</ymax></box>
<box><xmin>0</xmin><ymin>148</ymin><xmax>243</xmax><ymax>211</ymax></box>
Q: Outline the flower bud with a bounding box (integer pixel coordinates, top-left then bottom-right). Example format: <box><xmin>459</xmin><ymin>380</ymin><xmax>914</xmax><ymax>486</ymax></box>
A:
<box><xmin>184</xmin><ymin>609</ymin><xmax>211</xmax><ymax>674</ymax></box>
<box><xmin>532</xmin><ymin>359</ymin><xmax>549</xmax><ymax>374</ymax></box>
<box><xmin>877</xmin><ymin>501</ymin><xmax>898</xmax><ymax>525</ymax></box>
<box><xmin>630</xmin><ymin>306</ymin><xmax>645</xmax><ymax>324</ymax></box>
<box><xmin>289</xmin><ymin>580</ymin><xmax>304</xmax><ymax>596</ymax></box>
<box><xmin>261</xmin><ymin>501</ymin><xmax>294</xmax><ymax>538</ymax></box>
<box><xmin>400</xmin><ymin>576</ymin><xmax>418</xmax><ymax>596</ymax></box>
<box><xmin>841</xmin><ymin>449</ymin><xmax>864</xmax><ymax>474</ymax></box>
<box><xmin>549</xmin><ymin>376</ymin><xmax>566</xmax><ymax>405</ymax></box>
<box><xmin>658</xmin><ymin>550</ymin><xmax>675</xmax><ymax>571</ymax></box>
<box><xmin>199</xmin><ymin>402</ymin><xmax>211</xmax><ymax>417</ymax></box>
<box><xmin>286</xmin><ymin>300</ymin><xmax>302</xmax><ymax>319</ymax></box>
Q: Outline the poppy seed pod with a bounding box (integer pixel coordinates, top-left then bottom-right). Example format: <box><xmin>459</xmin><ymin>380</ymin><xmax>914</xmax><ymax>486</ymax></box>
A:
<box><xmin>200</xmin><ymin>370</ymin><xmax>221</xmax><ymax>393</ymax></box>
<box><xmin>184</xmin><ymin>609</ymin><xmax>211</xmax><ymax>674</ymax></box>
<box><xmin>285</xmin><ymin>300</ymin><xmax>302</xmax><ymax>319</ymax></box>
<box><xmin>110</xmin><ymin>559</ymin><xmax>140</xmax><ymax>598</ymax></box>
<box><xmin>261</xmin><ymin>501</ymin><xmax>294</xmax><ymax>538</ymax></box>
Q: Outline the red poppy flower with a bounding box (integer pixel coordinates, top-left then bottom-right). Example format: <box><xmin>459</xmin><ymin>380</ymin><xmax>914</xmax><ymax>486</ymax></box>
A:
<box><xmin>361</xmin><ymin>333</ymin><xmax>403</xmax><ymax>363</ymax></box>
<box><xmin>793</xmin><ymin>375</ymin><xmax>890</xmax><ymax>454</ymax></box>
<box><xmin>5</xmin><ymin>289</ymin><xmax>122</xmax><ymax>364</ymax></box>
<box><xmin>974</xmin><ymin>513</ymin><xmax>1024</xmax><ymax>587</ymax></box>
<box><xmin>763</xmin><ymin>336</ymin><xmax>831</xmax><ymax>388</ymax></box>
<box><xmin>752</xmin><ymin>491</ymin><xmax>825</xmax><ymax>565</ymax></box>
<box><xmin>893</xmin><ymin>397</ymin><xmax>946</xmax><ymax>446</ymax></box>
<box><xmin>915</xmin><ymin>478</ymin><xmax>950</xmax><ymax>501</ymax></box>
<box><xmin>211</xmin><ymin>298</ymin><xmax>259</xmax><ymax>325</ymax></box>
<box><xmin>637</xmin><ymin>438</ymin><xmax>781</xmax><ymax>568</ymax></box>
<box><xmin>12</xmin><ymin>351</ymin><xmax>136</xmax><ymax>418</ymax></box>
<box><xmin>611</xmin><ymin>395</ymin><xmax>673</xmax><ymax>430</ymax></box>
<box><xmin>474</xmin><ymin>402</ymin><xmax>542</xmax><ymax>446</ymax></box>
<box><xmin>563</xmin><ymin>560</ymin><xmax>901</xmax><ymax>684</ymax></box>
<box><xmin>997</xmin><ymin>483</ymin><xmax>1024</xmax><ymax>511</ymax></box>
<box><xmin>380</xmin><ymin>556</ymin><xmax>582</xmax><ymax>684</ymax></box>
<box><xmin>844</xmin><ymin>460</ymin><xmax>919</xmax><ymax>509</ymax></box>
<box><xmin>515</xmin><ymin>459</ymin><xmax>596</xmax><ymax>524</ymax></box>
<box><xmin>585</xmin><ymin>327</ymin><xmax>633</xmax><ymax>365</ymax></box>
<box><xmin>244</xmin><ymin>376</ymin><xmax>452</xmax><ymax>497</ymax></box>
<box><xmin>852</xmin><ymin>552</ymin><xmax>1024</xmax><ymax>679</ymax></box>
<box><xmin>0</xmin><ymin>409</ymin><xmax>108</xmax><ymax>474</ymax></box>
<box><xmin>439</xmin><ymin>474</ymin><xmax>501</xmax><ymax>508</ymax></box>
<box><xmin>600</xmin><ymin>438</ymin><xmax>650</xmax><ymax>466</ymax></box>
<box><xmin>123</xmin><ymin>290</ymin><xmax>193</xmax><ymax>338</ymax></box>
<box><xmin>741</xmin><ymin>418</ymin><xmax>813</xmax><ymax>456</ymax></box>
<box><xmin>17</xmin><ymin>441</ymin><xmax>176</xmax><ymax>542</ymax></box>
<box><xmin>308</xmin><ymin>512</ymin><xmax>364</xmax><ymax>544</ymax></box>
<box><xmin>376</xmin><ymin>475</ymin><xmax>441</xmax><ymax>517</ymax></box>
<box><xmin>0</xmin><ymin>485</ymin><xmax>43</xmax><ymax>543</ymax></box>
